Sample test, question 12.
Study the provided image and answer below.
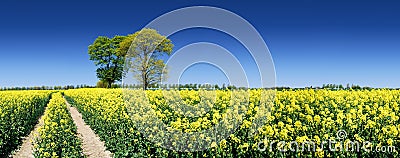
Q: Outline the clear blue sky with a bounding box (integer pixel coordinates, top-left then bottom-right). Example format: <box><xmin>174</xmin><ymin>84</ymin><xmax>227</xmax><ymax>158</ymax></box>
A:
<box><xmin>0</xmin><ymin>0</ymin><xmax>399</xmax><ymax>88</ymax></box>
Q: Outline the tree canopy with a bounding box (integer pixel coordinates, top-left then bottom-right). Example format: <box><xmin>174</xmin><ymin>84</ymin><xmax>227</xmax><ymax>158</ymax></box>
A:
<box><xmin>88</xmin><ymin>35</ymin><xmax>126</xmax><ymax>88</ymax></box>
<box><xmin>88</xmin><ymin>29</ymin><xmax>173</xmax><ymax>89</ymax></box>
<box><xmin>120</xmin><ymin>28</ymin><xmax>173</xmax><ymax>90</ymax></box>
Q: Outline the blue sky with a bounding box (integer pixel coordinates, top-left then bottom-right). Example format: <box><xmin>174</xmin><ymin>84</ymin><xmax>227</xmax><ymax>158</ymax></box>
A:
<box><xmin>0</xmin><ymin>0</ymin><xmax>399</xmax><ymax>88</ymax></box>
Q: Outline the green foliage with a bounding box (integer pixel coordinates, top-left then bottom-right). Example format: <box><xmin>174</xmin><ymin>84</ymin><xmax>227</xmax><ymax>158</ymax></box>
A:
<box><xmin>96</xmin><ymin>80</ymin><xmax>108</xmax><ymax>88</ymax></box>
<box><xmin>120</xmin><ymin>28</ymin><xmax>174</xmax><ymax>90</ymax></box>
<box><xmin>88</xmin><ymin>35</ymin><xmax>127</xmax><ymax>88</ymax></box>
<box><xmin>88</xmin><ymin>29</ymin><xmax>173</xmax><ymax>90</ymax></box>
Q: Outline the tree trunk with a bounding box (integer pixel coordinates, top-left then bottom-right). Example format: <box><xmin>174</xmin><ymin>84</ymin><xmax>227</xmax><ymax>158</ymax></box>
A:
<box><xmin>142</xmin><ymin>83</ymin><xmax>146</xmax><ymax>90</ymax></box>
<box><xmin>107</xmin><ymin>80</ymin><xmax>112</xmax><ymax>88</ymax></box>
<box><xmin>142</xmin><ymin>70</ymin><xmax>147</xmax><ymax>90</ymax></box>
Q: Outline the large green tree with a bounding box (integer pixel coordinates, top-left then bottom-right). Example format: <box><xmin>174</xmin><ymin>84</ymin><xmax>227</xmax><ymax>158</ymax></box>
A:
<box><xmin>88</xmin><ymin>35</ymin><xmax>126</xmax><ymax>88</ymax></box>
<box><xmin>119</xmin><ymin>28</ymin><xmax>173</xmax><ymax>90</ymax></box>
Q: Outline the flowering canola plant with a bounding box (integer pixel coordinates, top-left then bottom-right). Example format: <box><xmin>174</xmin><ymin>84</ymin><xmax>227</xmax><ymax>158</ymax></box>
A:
<box><xmin>33</xmin><ymin>92</ymin><xmax>83</xmax><ymax>157</ymax></box>
<box><xmin>0</xmin><ymin>90</ymin><xmax>51</xmax><ymax>156</ymax></box>
<box><xmin>65</xmin><ymin>88</ymin><xmax>399</xmax><ymax>158</ymax></box>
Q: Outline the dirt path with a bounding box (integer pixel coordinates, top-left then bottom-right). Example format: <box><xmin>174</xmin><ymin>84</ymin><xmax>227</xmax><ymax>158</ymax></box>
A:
<box><xmin>12</xmin><ymin>109</ymin><xmax>45</xmax><ymax>158</ymax></box>
<box><xmin>64</xmin><ymin>98</ymin><xmax>113</xmax><ymax>158</ymax></box>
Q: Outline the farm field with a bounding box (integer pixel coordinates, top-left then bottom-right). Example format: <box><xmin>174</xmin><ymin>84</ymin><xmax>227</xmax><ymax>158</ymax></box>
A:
<box><xmin>0</xmin><ymin>90</ymin><xmax>52</xmax><ymax>157</ymax></box>
<box><xmin>2</xmin><ymin>0</ymin><xmax>399</xmax><ymax>158</ymax></box>
<box><xmin>64</xmin><ymin>89</ymin><xmax>400</xmax><ymax>157</ymax></box>
<box><xmin>33</xmin><ymin>92</ymin><xmax>83</xmax><ymax>157</ymax></box>
<box><xmin>2</xmin><ymin>88</ymin><xmax>398</xmax><ymax>157</ymax></box>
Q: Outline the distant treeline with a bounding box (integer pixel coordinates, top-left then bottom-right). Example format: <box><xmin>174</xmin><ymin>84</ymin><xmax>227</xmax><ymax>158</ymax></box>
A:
<box><xmin>1</xmin><ymin>83</ymin><xmax>398</xmax><ymax>91</ymax></box>
<box><xmin>320</xmin><ymin>83</ymin><xmax>374</xmax><ymax>90</ymax></box>
<box><xmin>117</xmin><ymin>83</ymin><xmax>399</xmax><ymax>90</ymax></box>
<box><xmin>276</xmin><ymin>84</ymin><xmax>399</xmax><ymax>91</ymax></box>
<box><xmin>121</xmin><ymin>83</ymin><xmax>240</xmax><ymax>90</ymax></box>
<box><xmin>0</xmin><ymin>85</ymin><xmax>94</xmax><ymax>91</ymax></box>
<box><xmin>0</xmin><ymin>83</ymin><xmax>236</xmax><ymax>91</ymax></box>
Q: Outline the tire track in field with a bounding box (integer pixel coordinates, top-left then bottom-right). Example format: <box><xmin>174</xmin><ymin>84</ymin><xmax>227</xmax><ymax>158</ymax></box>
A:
<box><xmin>64</xmin><ymin>98</ymin><xmax>113</xmax><ymax>158</ymax></box>
<box><xmin>12</xmin><ymin>107</ymin><xmax>46</xmax><ymax>158</ymax></box>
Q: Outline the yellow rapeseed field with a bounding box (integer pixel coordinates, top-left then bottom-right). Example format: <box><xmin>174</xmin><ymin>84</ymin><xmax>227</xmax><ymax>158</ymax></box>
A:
<box><xmin>64</xmin><ymin>88</ymin><xmax>399</xmax><ymax>157</ymax></box>
<box><xmin>0</xmin><ymin>90</ymin><xmax>51</xmax><ymax>156</ymax></box>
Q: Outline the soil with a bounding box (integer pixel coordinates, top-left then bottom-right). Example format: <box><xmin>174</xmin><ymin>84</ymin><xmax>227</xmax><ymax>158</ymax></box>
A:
<box><xmin>65</xmin><ymin>99</ymin><xmax>113</xmax><ymax>158</ymax></box>
<box><xmin>11</xmin><ymin>109</ymin><xmax>45</xmax><ymax>158</ymax></box>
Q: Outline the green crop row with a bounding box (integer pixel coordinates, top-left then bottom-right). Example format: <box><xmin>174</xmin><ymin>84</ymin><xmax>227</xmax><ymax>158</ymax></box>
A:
<box><xmin>33</xmin><ymin>92</ymin><xmax>84</xmax><ymax>157</ymax></box>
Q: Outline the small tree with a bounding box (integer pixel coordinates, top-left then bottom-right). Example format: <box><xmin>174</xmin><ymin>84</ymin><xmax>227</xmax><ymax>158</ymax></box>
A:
<box><xmin>119</xmin><ymin>28</ymin><xmax>173</xmax><ymax>90</ymax></box>
<box><xmin>88</xmin><ymin>35</ymin><xmax>126</xmax><ymax>88</ymax></box>
<box><xmin>96</xmin><ymin>80</ymin><xmax>108</xmax><ymax>88</ymax></box>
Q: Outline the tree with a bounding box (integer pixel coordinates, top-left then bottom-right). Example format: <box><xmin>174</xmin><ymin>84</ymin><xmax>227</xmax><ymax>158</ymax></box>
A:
<box><xmin>119</xmin><ymin>28</ymin><xmax>173</xmax><ymax>90</ymax></box>
<box><xmin>88</xmin><ymin>35</ymin><xmax>126</xmax><ymax>88</ymax></box>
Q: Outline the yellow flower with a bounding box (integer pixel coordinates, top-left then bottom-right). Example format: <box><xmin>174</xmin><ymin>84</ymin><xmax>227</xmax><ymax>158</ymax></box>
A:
<box><xmin>220</xmin><ymin>139</ymin><xmax>227</xmax><ymax>148</ymax></box>
<box><xmin>306</xmin><ymin>115</ymin><xmax>313</xmax><ymax>123</ymax></box>
<box><xmin>387</xmin><ymin>138</ymin><xmax>393</xmax><ymax>146</ymax></box>
<box><xmin>294</xmin><ymin>121</ymin><xmax>302</xmax><ymax>130</ymax></box>
<box><xmin>43</xmin><ymin>152</ymin><xmax>51</xmax><ymax>157</ymax></box>
<box><xmin>239</xmin><ymin>143</ymin><xmax>250</xmax><ymax>150</ymax></box>
<box><xmin>278</xmin><ymin>121</ymin><xmax>285</xmax><ymax>128</ymax></box>
<box><xmin>315</xmin><ymin>148</ymin><xmax>324</xmax><ymax>158</ymax></box>
<box><xmin>366</xmin><ymin>120</ymin><xmax>376</xmax><ymax>129</ymax></box>
<box><xmin>241</xmin><ymin>120</ymin><xmax>252</xmax><ymax>129</ymax></box>
<box><xmin>313</xmin><ymin>115</ymin><xmax>321</xmax><ymax>123</ymax></box>
<box><xmin>211</xmin><ymin>142</ymin><xmax>217</xmax><ymax>148</ymax></box>
<box><xmin>279</xmin><ymin>129</ymin><xmax>289</xmax><ymax>140</ymax></box>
